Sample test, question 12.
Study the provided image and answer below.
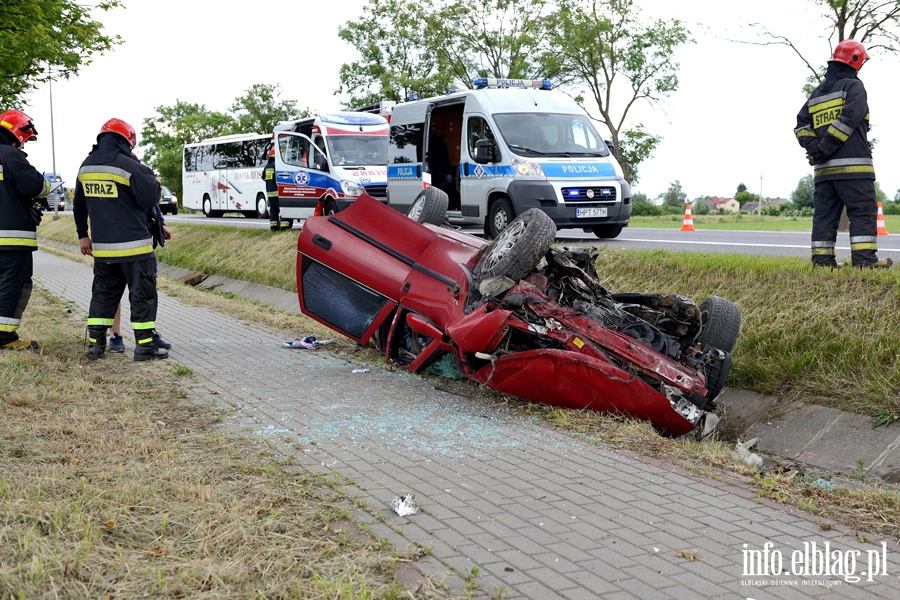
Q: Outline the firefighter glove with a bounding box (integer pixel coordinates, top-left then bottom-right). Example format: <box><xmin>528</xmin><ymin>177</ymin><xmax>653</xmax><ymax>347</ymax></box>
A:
<box><xmin>30</xmin><ymin>204</ymin><xmax>43</xmax><ymax>225</ymax></box>
<box><xmin>806</xmin><ymin>140</ymin><xmax>826</xmax><ymax>166</ymax></box>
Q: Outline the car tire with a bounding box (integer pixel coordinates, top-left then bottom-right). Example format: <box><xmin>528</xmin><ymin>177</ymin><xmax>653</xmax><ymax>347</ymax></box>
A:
<box><xmin>324</xmin><ymin>199</ymin><xmax>339</xmax><ymax>216</ymax></box>
<box><xmin>592</xmin><ymin>224</ymin><xmax>623</xmax><ymax>239</ymax></box>
<box><xmin>697</xmin><ymin>296</ymin><xmax>741</xmax><ymax>353</ymax></box>
<box><xmin>473</xmin><ymin>208</ymin><xmax>557</xmax><ymax>282</ymax></box>
<box><xmin>202</xmin><ymin>196</ymin><xmax>213</xmax><ymax>218</ymax></box>
<box><xmin>487</xmin><ymin>197</ymin><xmax>515</xmax><ymax>239</ymax></box>
<box><xmin>172</xmin><ymin>206</ymin><xmax>177</xmax><ymax>216</ymax></box>
<box><xmin>407</xmin><ymin>187</ymin><xmax>448</xmax><ymax>225</ymax></box>
<box><xmin>256</xmin><ymin>194</ymin><xmax>269</xmax><ymax>219</ymax></box>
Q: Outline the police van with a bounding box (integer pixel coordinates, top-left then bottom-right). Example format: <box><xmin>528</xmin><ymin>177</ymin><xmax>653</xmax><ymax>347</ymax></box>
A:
<box><xmin>386</xmin><ymin>78</ymin><xmax>631</xmax><ymax>238</ymax></box>
<box><xmin>273</xmin><ymin>111</ymin><xmax>390</xmax><ymax>220</ymax></box>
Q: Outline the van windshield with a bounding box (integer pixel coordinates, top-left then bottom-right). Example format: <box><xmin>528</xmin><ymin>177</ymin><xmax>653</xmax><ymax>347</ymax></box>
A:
<box><xmin>493</xmin><ymin>113</ymin><xmax>610</xmax><ymax>157</ymax></box>
<box><xmin>326</xmin><ymin>135</ymin><xmax>389</xmax><ymax>167</ymax></box>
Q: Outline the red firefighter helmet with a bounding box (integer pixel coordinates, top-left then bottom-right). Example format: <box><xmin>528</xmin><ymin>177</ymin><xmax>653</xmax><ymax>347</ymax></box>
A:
<box><xmin>99</xmin><ymin>118</ymin><xmax>137</xmax><ymax>148</ymax></box>
<box><xmin>0</xmin><ymin>110</ymin><xmax>38</xmax><ymax>145</ymax></box>
<box><xmin>269</xmin><ymin>146</ymin><xmax>275</xmax><ymax>158</ymax></box>
<box><xmin>831</xmin><ymin>40</ymin><xmax>869</xmax><ymax>70</ymax></box>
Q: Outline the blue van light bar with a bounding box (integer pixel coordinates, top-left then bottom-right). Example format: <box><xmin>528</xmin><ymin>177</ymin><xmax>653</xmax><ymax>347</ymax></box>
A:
<box><xmin>320</xmin><ymin>112</ymin><xmax>387</xmax><ymax>126</ymax></box>
<box><xmin>473</xmin><ymin>78</ymin><xmax>553</xmax><ymax>90</ymax></box>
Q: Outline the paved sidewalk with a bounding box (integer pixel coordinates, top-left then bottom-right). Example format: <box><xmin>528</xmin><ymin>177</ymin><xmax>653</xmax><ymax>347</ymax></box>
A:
<box><xmin>33</xmin><ymin>250</ymin><xmax>900</xmax><ymax>599</ymax></box>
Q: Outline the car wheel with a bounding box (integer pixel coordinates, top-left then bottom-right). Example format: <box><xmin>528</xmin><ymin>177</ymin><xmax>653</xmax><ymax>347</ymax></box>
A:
<box><xmin>324</xmin><ymin>199</ymin><xmax>339</xmax><ymax>216</ymax></box>
<box><xmin>473</xmin><ymin>208</ymin><xmax>557</xmax><ymax>282</ymax></box>
<box><xmin>407</xmin><ymin>187</ymin><xmax>448</xmax><ymax>225</ymax></box>
<box><xmin>172</xmin><ymin>206</ymin><xmax>177</xmax><ymax>216</ymax></box>
<box><xmin>487</xmin><ymin>197</ymin><xmax>515</xmax><ymax>239</ymax></box>
<box><xmin>592</xmin><ymin>224</ymin><xmax>623</xmax><ymax>239</ymax></box>
<box><xmin>697</xmin><ymin>296</ymin><xmax>741</xmax><ymax>353</ymax></box>
<box><xmin>256</xmin><ymin>194</ymin><xmax>269</xmax><ymax>219</ymax></box>
<box><xmin>202</xmin><ymin>196</ymin><xmax>213</xmax><ymax>218</ymax></box>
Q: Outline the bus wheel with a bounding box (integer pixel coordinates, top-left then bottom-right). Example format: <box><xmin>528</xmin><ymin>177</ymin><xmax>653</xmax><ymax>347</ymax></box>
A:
<box><xmin>256</xmin><ymin>194</ymin><xmax>269</xmax><ymax>219</ymax></box>
<box><xmin>203</xmin><ymin>196</ymin><xmax>213</xmax><ymax>218</ymax></box>
<box><xmin>324</xmin><ymin>199</ymin><xmax>339</xmax><ymax>216</ymax></box>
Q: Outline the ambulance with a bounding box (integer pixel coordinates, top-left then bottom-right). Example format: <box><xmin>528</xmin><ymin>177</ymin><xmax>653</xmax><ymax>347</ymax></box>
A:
<box><xmin>386</xmin><ymin>78</ymin><xmax>631</xmax><ymax>238</ymax></box>
<box><xmin>273</xmin><ymin>111</ymin><xmax>390</xmax><ymax>220</ymax></box>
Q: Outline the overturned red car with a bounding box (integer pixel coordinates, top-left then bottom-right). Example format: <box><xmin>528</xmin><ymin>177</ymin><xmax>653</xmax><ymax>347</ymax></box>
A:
<box><xmin>296</xmin><ymin>189</ymin><xmax>741</xmax><ymax>438</ymax></box>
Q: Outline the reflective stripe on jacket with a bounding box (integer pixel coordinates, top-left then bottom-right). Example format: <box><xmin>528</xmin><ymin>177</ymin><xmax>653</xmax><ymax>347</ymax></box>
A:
<box><xmin>795</xmin><ymin>74</ymin><xmax>874</xmax><ymax>183</ymax></box>
<box><xmin>0</xmin><ymin>144</ymin><xmax>50</xmax><ymax>251</ymax></box>
<box><xmin>73</xmin><ymin>135</ymin><xmax>161</xmax><ymax>263</ymax></box>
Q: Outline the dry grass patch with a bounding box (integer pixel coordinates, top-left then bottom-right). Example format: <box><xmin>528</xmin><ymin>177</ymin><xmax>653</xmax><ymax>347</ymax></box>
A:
<box><xmin>0</xmin><ymin>292</ymin><xmax>452</xmax><ymax>599</ymax></box>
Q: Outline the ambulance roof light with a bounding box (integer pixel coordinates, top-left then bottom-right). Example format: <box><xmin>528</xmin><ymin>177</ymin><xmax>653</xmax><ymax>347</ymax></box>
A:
<box><xmin>473</xmin><ymin>78</ymin><xmax>553</xmax><ymax>90</ymax></box>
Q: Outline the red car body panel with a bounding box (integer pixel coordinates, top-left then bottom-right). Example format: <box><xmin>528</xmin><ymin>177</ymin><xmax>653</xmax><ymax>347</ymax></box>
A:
<box><xmin>296</xmin><ymin>195</ymin><xmax>710</xmax><ymax>436</ymax></box>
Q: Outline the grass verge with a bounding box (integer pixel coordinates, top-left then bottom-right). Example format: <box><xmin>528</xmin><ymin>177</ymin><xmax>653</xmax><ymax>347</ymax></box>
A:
<box><xmin>628</xmin><ymin>212</ymin><xmax>900</xmax><ymax>231</ymax></box>
<box><xmin>0</xmin><ymin>290</ymin><xmax>451</xmax><ymax>599</ymax></box>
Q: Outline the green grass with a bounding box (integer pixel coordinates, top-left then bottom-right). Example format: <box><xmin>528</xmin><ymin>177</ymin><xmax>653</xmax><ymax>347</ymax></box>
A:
<box><xmin>38</xmin><ymin>215</ymin><xmax>900</xmax><ymax>418</ymax></box>
<box><xmin>629</xmin><ymin>212</ymin><xmax>900</xmax><ymax>231</ymax></box>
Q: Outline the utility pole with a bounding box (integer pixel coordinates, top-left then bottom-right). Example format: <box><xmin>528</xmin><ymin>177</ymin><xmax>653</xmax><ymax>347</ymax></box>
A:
<box><xmin>50</xmin><ymin>77</ymin><xmax>59</xmax><ymax>221</ymax></box>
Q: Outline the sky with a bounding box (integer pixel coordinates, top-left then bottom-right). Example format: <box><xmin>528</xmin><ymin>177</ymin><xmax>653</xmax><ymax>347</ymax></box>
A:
<box><xmin>19</xmin><ymin>0</ymin><xmax>900</xmax><ymax>202</ymax></box>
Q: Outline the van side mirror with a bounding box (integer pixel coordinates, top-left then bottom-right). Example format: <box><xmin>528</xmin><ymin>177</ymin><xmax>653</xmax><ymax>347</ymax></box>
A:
<box><xmin>604</xmin><ymin>139</ymin><xmax>615</xmax><ymax>155</ymax></box>
<box><xmin>314</xmin><ymin>155</ymin><xmax>329</xmax><ymax>172</ymax></box>
<box><xmin>474</xmin><ymin>139</ymin><xmax>499</xmax><ymax>164</ymax></box>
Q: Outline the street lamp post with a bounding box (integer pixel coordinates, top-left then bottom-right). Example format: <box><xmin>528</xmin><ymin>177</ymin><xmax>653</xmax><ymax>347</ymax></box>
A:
<box><xmin>49</xmin><ymin>78</ymin><xmax>59</xmax><ymax>221</ymax></box>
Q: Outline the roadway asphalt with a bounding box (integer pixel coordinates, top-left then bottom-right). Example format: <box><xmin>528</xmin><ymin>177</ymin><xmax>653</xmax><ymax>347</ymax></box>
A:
<box><xmin>31</xmin><ymin>243</ymin><xmax>900</xmax><ymax>599</ymax></box>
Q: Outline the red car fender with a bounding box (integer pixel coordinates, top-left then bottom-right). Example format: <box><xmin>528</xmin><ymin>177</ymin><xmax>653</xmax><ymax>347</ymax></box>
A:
<box><xmin>472</xmin><ymin>348</ymin><xmax>697</xmax><ymax>437</ymax></box>
<box><xmin>445</xmin><ymin>304</ymin><xmax>513</xmax><ymax>355</ymax></box>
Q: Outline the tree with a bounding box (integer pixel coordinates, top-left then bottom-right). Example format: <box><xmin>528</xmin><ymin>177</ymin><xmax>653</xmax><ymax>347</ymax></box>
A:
<box><xmin>735</xmin><ymin>190</ymin><xmax>759</xmax><ymax>207</ymax></box>
<box><xmin>632</xmin><ymin>191</ymin><xmax>649</xmax><ymax>204</ymax></box>
<box><xmin>431</xmin><ymin>0</ymin><xmax>562</xmax><ymax>85</ymax></box>
<box><xmin>748</xmin><ymin>0</ymin><xmax>900</xmax><ymax>90</ymax></box>
<box><xmin>139</xmin><ymin>101</ymin><xmax>236</xmax><ymax>198</ymax></box>
<box><xmin>228</xmin><ymin>84</ymin><xmax>304</xmax><ymax>135</ymax></box>
<box><xmin>545</xmin><ymin>0</ymin><xmax>692</xmax><ymax>183</ymax></box>
<box><xmin>791</xmin><ymin>174</ymin><xmax>815</xmax><ymax>209</ymax></box>
<box><xmin>0</xmin><ymin>0</ymin><xmax>122</xmax><ymax>104</ymax></box>
<box><xmin>660</xmin><ymin>180</ymin><xmax>687</xmax><ymax>208</ymax></box>
<box><xmin>736</xmin><ymin>183</ymin><xmax>747</xmax><ymax>195</ymax></box>
<box><xmin>337</xmin><ymin>0</ymin><xmax>456</xmax><ymax>107</ymax></box>
<box><xmin>139</xmin><ymin>86</ymin><xmax>305</xmax><ymax>197</ymax></box>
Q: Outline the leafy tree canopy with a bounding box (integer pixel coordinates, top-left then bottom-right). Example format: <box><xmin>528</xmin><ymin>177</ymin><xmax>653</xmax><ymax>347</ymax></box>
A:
<box><xmin>139</xmin><ymin>86</ymin><xmax>304</xmax><ymax>197</ymax></box>
<box><xmin>338</xmin><ymin>0</ymin><xmax>691</xmax><ymax>183</ymax></box>
<box><xmin>0</xmin><ymin>0</ymin><xmax>122</xmax><ymax>105</ymax></box>
<box><xmin>791</xmin><ymin>174</ymin><xmax>815</xmax><ymax>209</ymax></box>
<box><xmin>659</xmin><ymin>180</ymin><xmax>687</xmax><ymax>208</ymax></box>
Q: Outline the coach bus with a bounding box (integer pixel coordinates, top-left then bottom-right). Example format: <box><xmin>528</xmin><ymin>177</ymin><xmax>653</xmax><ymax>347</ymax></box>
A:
<box><xmin>182</xmin><ymin>133</ymin><xmax>272</xmax><ymax>218</ymax></box>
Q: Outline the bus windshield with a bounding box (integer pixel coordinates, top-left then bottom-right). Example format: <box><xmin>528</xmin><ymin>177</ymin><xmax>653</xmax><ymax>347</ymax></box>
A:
<box><xmin>493</xmin><ymin>112</ymin><xmax>610</xmax><ymax>157</ymax></box>
<box><xmin>326</xmin><ymin>135</ymin><xmax>389</xmax><ymax>167</ymax></box>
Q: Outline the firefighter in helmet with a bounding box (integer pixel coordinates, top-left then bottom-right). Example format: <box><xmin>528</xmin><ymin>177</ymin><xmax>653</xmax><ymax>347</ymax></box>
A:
<box><xmin>74</xmin><ymin>118</ymin><xmax>169</xmax><ymax>361</ymax></box>
<box><xmin>0</xmin><ymin>109</ymin><xmax>50</xmax><ymax>350</ymax></box>
<box><xmin>794</xmin><ymin>39</ymin><xmax>891</xmax><ymax>269</ymax></box>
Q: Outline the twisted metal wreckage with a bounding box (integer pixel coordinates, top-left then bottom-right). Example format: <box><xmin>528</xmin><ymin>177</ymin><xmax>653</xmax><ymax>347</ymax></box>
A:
<box><xmin>295</xmin><ymin>189</ymin><xmax>741</xmax><ymax>439</ymax></box>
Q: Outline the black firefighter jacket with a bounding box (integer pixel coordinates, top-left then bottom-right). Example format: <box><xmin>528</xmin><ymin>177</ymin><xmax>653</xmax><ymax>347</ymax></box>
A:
<box><xmin>73</xmin><ymin>135</ymin><xmax>161</xmax><ymax>263</ymax></box>
<box><xmin>794</xmin><ymin>62</ymin><xmax>875</xmax><ymax>183</ymax></box>
<box><xmin>0</xmin><ymin>143</ymin><xmax>50</xmax><ymax>251</ymax></box>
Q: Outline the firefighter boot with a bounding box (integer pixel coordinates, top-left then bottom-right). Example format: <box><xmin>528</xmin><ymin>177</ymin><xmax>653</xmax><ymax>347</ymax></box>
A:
<box><xmin>87</xmin><ymin>325</ymin><xmax>108</xmax><ymax>361</ymax></box>
<box><xmin>133</xmin><ymin>329</ymin><xmax>169</xmax><ymax>361</ymax></box>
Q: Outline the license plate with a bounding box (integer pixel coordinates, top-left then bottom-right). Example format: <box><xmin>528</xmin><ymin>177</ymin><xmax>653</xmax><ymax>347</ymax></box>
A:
<box><xmin>575</xmin><ymin>207</ymin><xmax>607</xmax><ymax>218</ymax></box>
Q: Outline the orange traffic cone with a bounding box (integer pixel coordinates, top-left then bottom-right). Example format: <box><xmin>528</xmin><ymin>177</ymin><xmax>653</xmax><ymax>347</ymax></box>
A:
<box><xmin>877</xmin><ymin>201</ymin><xmax>888</xmax><ymax>236</ymax></box>
<box><xmin>680</xmin><ymin>203</ymin><xmax>696</xmax><ymax>231</ymax></box>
